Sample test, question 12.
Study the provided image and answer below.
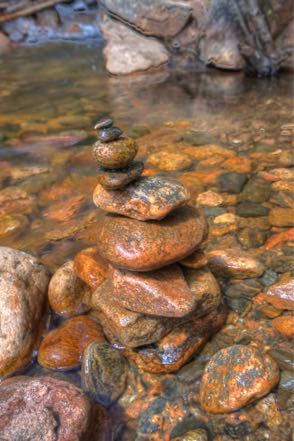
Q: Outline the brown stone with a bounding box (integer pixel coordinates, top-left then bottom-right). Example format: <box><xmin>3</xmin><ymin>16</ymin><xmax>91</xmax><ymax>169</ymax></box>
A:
<box><xmin>74</xmin><ymin>247</ymin><xmax>108</xmax><ymax>289</ymax></box>
<box><xmin>0</xmin><ymin>247</ymin><xmax>49</xmax><ymax>377</ymax></box>
<box><xmin>0</xmin><ymin>186</ymin><xmax>36</xmax><ymax>215</ymax></box>
<box><xmin>180</xmin><ymin>250</ymin><xmax>208</xmax><ymax>270</ymax></box>
<box><xmin>147</xmin><ymin>151</ymin><xmax>193</xmax><ymax>171</ymax></box>
<box><xmin>96</xmin><ymin>161</ymin><xmax>144</xmax><ymax>190</ymax></box>
<box><xmin>0</xmin><ymin>214</ymin><xmax>29</xmax><ymax>239</ymax></box>
<box><xmin>269</xmin><ymin>208</ymin><xmax>294</xmax><ymax>227</ymax></box>
<box><xmin>207</xmin><ymin>248</ymin><xmax>265</xmax><ymax>279</ymax></box>
<box><xmin>43</xmin><ymin>195</ymin><xmax>86</xmax><ymax>222</ymax></box>
<box><xmin>93</xmin><ymin>176</ymin><xmax>190</xmax><ymax>221</ymax></box>
<box><xmin>124</xmin><ymin>304</ymin><xmax>227</xmax><ymax>373</ymax></box>
<box><xmin>48</xmin><ymin>261</ymin><xmax>92</xmax><ymax>318</ymax></box>
<box><xmin>112</xmin><ymin>264</ymin><xmax>196</xmax><ymax>317</ymax></box>
<box><xmin>93</xmin><ymin>137</ymin><xmax>138</xmax><ymax>169</ymax></box>
<box><xmin>91</xmin><ymin>281</ymin><xmax>172</xmax><ymax>347</ymax></box>
<box><xmin>200</xmin><ymin>345</ymin><xmax>280</xmax><ymax>414</ymax></box>
<box><xmin>197</xmin><ymin>191</ymin><xmax>223</xmax><ymax>207</ymax></box>
<box><xmin>97</xmin><ymin>206</ymin><xmax>207</xmax><ymax>271</ymax></box>
<box><xmin>272</xmin><ymin>315</ymin><xmax>294</xmax><ymax>338</ymax></box>
<box><xmin>0</xmin><ymin>376</ymin><xmax>109</xmax><ymax>441</ymax></box>
<box><xmin>265</xmin><ymin>274</ymin><xmax>294</xmax><ymax>310</ymax></box>
<box><xmin>38</xmin><ymin>316</ymin><xmax>105</xmax><ymax>371</ymax></box>
<box><xmin>265</xmin><ymin>228</ymin><xmax>294</xmax><ymax>249</ymax></box>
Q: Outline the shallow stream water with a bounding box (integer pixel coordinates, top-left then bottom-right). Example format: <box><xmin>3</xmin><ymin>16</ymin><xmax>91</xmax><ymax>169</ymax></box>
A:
<box><xmin>0</xmin><ymin>41</ymin><xmax>293</xmax><ymax>440</ymax></box>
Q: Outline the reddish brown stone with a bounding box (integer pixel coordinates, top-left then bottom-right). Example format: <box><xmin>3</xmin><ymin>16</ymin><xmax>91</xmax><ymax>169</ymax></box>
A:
<box><xmin>38</xmin><ymin>316</ymin><xmax>105</xmax><ymax>371</ymax></box>
<box><xmin>97</xmin><ymin>206</ymin><xmax>207</xmax><ymax>271</ymax></box>
<box><xmin>265</xmin><ymin>274</ymin><xmax>294</xmax><ymax>310</ymax></box>
<box><xmin>272</xmin><ymin>315</ymin><xmax>294</xmax><ymax>338</ymax></box>
<box><xmin>207</xmin><ymin>248</ymin><xmax>265</xmax><ymax>279</ymax></box>
<box><xmin>269</xmin><ymin>208</ymin><xmax>294</xmax><ymax>227</ymax></box>
<box><xmin>265</xmin><ymin>228</ymin><xmax>294</xmax><ymax>249</ymax></box>
<box><xmin>112</xmin><ymin>264</ymin><xmax>196</xmax><ymax>317</ymax></box>
<box><xmin>74</xmin><ymin>247</ymin><xmax>108</xmax><ymax>289</ymax></box>
<box><xmin>91</xmin><ymin>280</ymin><xmax>172</xmax><ymax>347</ymax></box>
<box><xmin>43</xmin><ymin>195</ymin><xmax>86</xmax><ymax>222</ymax></box>
<box><xmin>48</xmin><ymin>261</ymin><xmax>92</xmax><ymax>318</ymax></box>
<box><xmin>0</xmin><ymin>186</ymin><xmax>36</xmax><ymax>216</ymax></box>
<box><xmin>93</xmin><ymin>176</ymin><xmax>189</xmax><ymax>221</ymax></box>
<box><xmin>124</xmin><ymin>304</ymin><xmax>227</xmax><ymax>373</ymax></box>
<box><xmin>93</xmin><ymin>138</ymin><xmax>138</xmax><ymax>169</ymax></box>
<box><xmin>180</xmin><ymin>250</ymin><xmax>208</xmax><ymax>270</ymax></box>
<box><xmin>0</xmin><ymin>376</ymin><xmax>109</xmax><ymax>441</ymax></box>
<box><xmin>200</xmin><ymin>345</ymin><xmax>280</xmax><ymax>414</ymax></box>
<box><xmin>96</xmin><ymin>161</ymin><xmax>144</xmax><ymax>190</ymax></box>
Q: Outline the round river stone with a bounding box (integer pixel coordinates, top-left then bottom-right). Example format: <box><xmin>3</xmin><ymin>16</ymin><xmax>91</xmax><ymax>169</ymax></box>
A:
<box><xmin>96</xmin><ymin>161</ymin><xmax>144</xmax><ymax>190</ymax></box>
<box><xmin>96</xmin><ymin>206</ymin><xmax>207</xmax><ymax>271</ymax></box>
<box><xmin>93</xmin><ymin>137</ymin><xmax>138</xmax><ymax>169</ymax></box>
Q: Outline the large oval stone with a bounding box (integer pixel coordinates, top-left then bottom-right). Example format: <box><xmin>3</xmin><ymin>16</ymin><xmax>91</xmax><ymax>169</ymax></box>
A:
<box><xmin>97</xmin><ymin>206</ymin><xmax>207</xmax><ymax>271</ymax></box>
<box><xmin>112</xmin><ymin>264</ymin><xmax>196</xmax><ymax>317</ymax></box>
<box><xmin>93</xmin><ymin>176</ymin><xmax>190</xmax><ymax>220</ymax></box>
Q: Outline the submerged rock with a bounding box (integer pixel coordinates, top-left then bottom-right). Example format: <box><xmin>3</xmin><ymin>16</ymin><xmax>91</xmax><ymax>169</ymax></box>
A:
<box><xmin>74</xmin><ymin>247</ymin><xmax>108</xmax><ymax>290</ymax></box>
<box><xmin>200</xmin><ymin>345</ymin><xmax>280</xmax><ymax>413</ymax></box>
<box><xmin>265</xmin><ymin>274</ymin><xmax>294</xmax><ymax>310</ymax></box>
<box><xmin>96</xmin><ymin>206</ymin><xmax>207</xmax><ymax>271</ymax></box>
<box><xmin>93</xmin><ymin>176</ymin><xmax>190</xmax><ymax>220</ymax></box>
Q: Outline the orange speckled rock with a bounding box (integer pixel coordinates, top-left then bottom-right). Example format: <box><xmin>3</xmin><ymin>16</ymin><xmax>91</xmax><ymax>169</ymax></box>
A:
<box><xmin>96</xmin><ymin>206</ymin><xmax>207</xmax><ymax>271</ymax></box>
<box><xmin>272</xmin><ymin>315</ymin><xmax>294</xmax><ymax>338</ymax></box>
<box><xmin>200</xmin><ymin>345</ymin><xmax>280</xmax><ymax>414</ymax></box>
<box><xmin>93</xmin><ymin>138</ymin><xmax>138</xmax><ymax>169</ymax></box>
<box><xmin>207</xmin><ymin>248</ymin><xmax>265</xmax><ymax>279</ymax></box>
<box><xmin>48</xmin><ymin>261</ymin><xmax>92</xmax><ymax>317</ymax></box>
<box><xmin>265</xmin><ymin>274</ymin><xmax>294</xmax><ymax>310</ymax></box>
<box><xmin>112</xmin><ymin>264</ymin><xmax>196</xmax><ymax>317</ymax></box>
<box><xmin>38</xmin><ymin>316</ymin><xmax>105</xmax><ymax>371</ymax></box>
<box><xmin>124</xmin><ymin>304</ymin><xmax>227</xmax><ymax>373</ymax></box>
<box><xmin>93</xmin><ymin>176</ymin><xmax>190</xmax><ymax>221</ymax></box>
<box><xmin>74</xmin><ymin>247</ymin><xmax>108</xmax><ymax>289</ymax></box>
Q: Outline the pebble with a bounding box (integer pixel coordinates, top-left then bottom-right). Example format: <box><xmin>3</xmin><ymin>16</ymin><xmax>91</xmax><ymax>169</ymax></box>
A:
<box><xmin>171</xmin><ymin>429</ymin><xmax>208</xmax><ymax>441</ymax></box>
<box><xmin>268</xmin><ymin>348</ymin><xmax>294</xmax><ymax>371</ymax></box>
<box><xmin>0</xmin><ymin>376</ymin><xmax>109</xmax><ymax>441</ymax></box>
<box><xmin>112</xmin><ymin>264</ymin><xmax>196</xmax><ymax>318</ymax></box>
<box><xmin>217</xmin><ymin>172</ymin><xmax>248</xmax><ymax>194</ymax></box>
<box><xmin>0</xmin><ymin>186</ymin><xmax>36</xmax><ymax>215</ymax></box>
<box><xmin>197</xmin><ymin>191</ymin><xmax>224</xmax><ymax>207</ymax></box>
<box><xmin>272</xmin><ymin>316</ymin><xmax>294</xmax><ymax>338</ymax></box>
<box><xmin>147</xmin><ymin>150</ymin><xmax>193</xmax><ymax>171</ymax></box>
<box><xmin>94</xmin><ymin>117</ymin><xmax>113</xmax><ymax>129</ymax></box>
<box><xmin>96</xmin><ymin>161</ymin><xmax>144</xmax><ymax>190</ymax></box>
<box><xmin>237</xmin><ymin>228</ymin><xmax>268</xmax><ymax>249</ymax></box>
<box><xmin>265</xmin><ymin>274</ymin><xmax>294</xmax><ymax>310</ymax></box>
<box><xmin>239</xmin><ymin>178</ymin><xmax>271</xmax><ymax>203</ymax></box>
<box><xmin>180</xmin><ymin>250</ymin><xmax>208</xmax><ymax>270</ymax></box>
<box><xmin>38</xmin><ymin>316</ymin><xmax>105</xmax><ymax>371</ymax></box>
<box><xmin>124</xmin><ymin>304</ymin><xmax>227</xmax><ymax>373</ymax></box>
<box><xmin>82</xmin><ymin>342</ymin><xmax>127</xmax><ymax>407</ymax></box>
<box><xmin>0</xmin><ymin>247</ymin><xmax>49</xmax><ymax>377</ymax></box>
<box><xmin>48</xmin><ymin>261</ymin><xmax>92</xmax><ymax>317</ymax></box>
<box><xmin>93</xmin><ymin>176</ymin><xmax>190</xmax><ymax>221</ymax></box>
<box><xmin>0</xmin><ymin>213</ymin><xmax>29</xmax><ymax>239</ymax></box>
<box><xmin>96</xmin><ymin>206</ymin><xmax>207</xmax><ymax>271</ymax></box>
<box><xmin>207</xmin><ymin>248</ymin><xmax>265</xmax><ymax>279</ymax></box>
<box><xmin>74</xmin><ymin>247</ymin><xmax>108</xmax><ymax>289</ymax></box>
<box><xmin>199</xmin><ymin>345</ymin><xmax>280</xmax><ymax>413</ymax></box>
<box><xmin>99</xmin><ymin>126</ymin><xmax>122</xmax><ymax>143</ymax></box>
<box><xmin>236</xmin><ymin>201</ymin><xmax>269</xmax><ymax>217</ymax></box>
<box><xmin>269</xmin><ymin>208</ymin><xmax>294</xmax><ymax>227</ymax></box>
<box><xmin>91</xmin><ymin>280</ymin><xmax>172</xmax><ymax>347</ymax></box>
<box><xmin>93</xmin><ymin>138</ymin><xmax>138</xmax><ymax>169</ymax></box>
<box><xmin>213</xmin><ymin>213</ymin><xmax>237</xmax><ymax>225</ymax></box>
<box><xmin>43</xmin><ymin>195</ymin><xmax>86</xmax><ymax>222</ymax></box>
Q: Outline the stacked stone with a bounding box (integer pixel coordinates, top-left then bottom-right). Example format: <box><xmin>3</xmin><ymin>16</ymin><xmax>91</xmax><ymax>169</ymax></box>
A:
<box><xmin>91</xmin><ymin>119</ymin><xmax>226</xmax><ymax>373</ymax></box>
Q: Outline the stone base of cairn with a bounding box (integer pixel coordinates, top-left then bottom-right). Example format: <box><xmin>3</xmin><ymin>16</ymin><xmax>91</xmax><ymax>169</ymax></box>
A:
<box><xmin>88</xmin><ymin>118</ymin><xmax>226</xmax><ymax>374</ymax></box>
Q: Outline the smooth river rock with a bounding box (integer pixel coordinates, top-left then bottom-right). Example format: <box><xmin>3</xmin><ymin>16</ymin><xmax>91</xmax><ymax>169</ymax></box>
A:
<box><xmin>111</xmin><ymin>264</ymin><xmax>196</xmax><ymax>317</ymax></box>
<box><xmin>265</xmin><ymin>273</ymin><xmax>294</xmax><ymax>310</ymax></box>
<box><xmin>0</xmin><ymin>376</ymin><xmax>109</xmax><ymax>441</ymax></box>
<box><xmin>200</xmin><ymin>345</ymin><xmax>280</xmax><ymax>414</ymax></box>
<box><xmin>74</xmin><ymin>247</ymin><xmax>108</xmax><ymax>290</ymax></box>
<box><xmin>93</xmin><ymin>176</ymin><xmax>190</xmax><ymax>220</ymax></box>
<box><xmin>0</xmin><ymin>247</ymin><xmax>50</xmax><ymax>377</ymax></box>
<box><xmin>96</xmin><ymin>161</ymin><xmax>144</xmax><ymax>190</ymax></box>
<box><xmin>93</xmin><ymin>137</ymin><xmax>138</xmax><ymax>169</ymax></box>
<box><xmin>96</xmin><ymin>206</ymin><xmax>207</xmax><ymax>271</ymax></box>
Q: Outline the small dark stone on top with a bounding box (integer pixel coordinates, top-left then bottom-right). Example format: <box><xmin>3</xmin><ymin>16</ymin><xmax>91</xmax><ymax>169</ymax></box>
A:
<box><xmin>217</xmin><ymin>172</ymin><xmax>248</xmax><ymax>194</ymax></box>
<box><xmin>99</xmin><ymin>127</ymin><xmax>123</xmax><ymax>143</ymax></box>
<box><xmin>94</xmin><ymin>117</ymin><xmax>113</xmax><ymax>130</ymax></box>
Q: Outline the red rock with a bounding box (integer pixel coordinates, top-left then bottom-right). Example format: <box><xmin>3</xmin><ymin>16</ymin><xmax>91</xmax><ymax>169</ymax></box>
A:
<box><xmin>207</xmin><ymin>248</ymin><xmax>265</xmax><ymax>279</ymax></box>
<box><xmin>179</xmin><ymin>250</ymin><xmax>208</xmax><ymax>269</ymax></box>
<box><xmin>112</xmin><ymin>264</ymin><xmax>196</xmax><ymax>317</ymax></box>
<box><xmin>124</xmin><ymin>304</ymin><xmax>227</xmax><ymax>373</ymax></box>
<box><xmin>0</xmin><ymin>186</ymin><xmax>36</xmax><ymax>215</ymax></box>
<box><xmin>272</xmin><ymin>315</ymin><xmax>294</xmax><ymax>338</ymax></box>
<box><xmin>48</xmin><ymin>261</ymin><xmax>92</xmax><ymax>318</ymax></box>
<box><xmin>200</xmin><ymin>345</ymin><xmax>280</xmax><ymax>414</ymax></box>
<box><xmin>265</xmin><ymin>274</ymin><xmax>294</xmax><ymax>310</ymax></box>
<box><xmin>43</xmin><ymin>195</ymin><xmax>86</xmax><ymax>222</ymax></box>
<box><xmin>38</xmin><ymin>316</ymin><xmax>105</xmax><ymax>371</ymax></box>
<box><xmin>0</xmin><ymin>376</ymin><xmax>109</xmax><ymax>441</ymax></box>
<box><xmin>264</xmin><ymin>228</ymin><xmax>294</xmax><ymax>249</ymax></box>
<box><xmin>74</xmin><ymin>247</ymin><xmax>108</xmax><ymax>289</ymax></box>
<box><xmin>93</xmin><ymin>176</ymin><xmax>189</xmax><ymax>221</ymax></box>
<box><xmin>97</xmin><ymin>206</ymin><xmax>207</xmax><ymax>271</ymax></box>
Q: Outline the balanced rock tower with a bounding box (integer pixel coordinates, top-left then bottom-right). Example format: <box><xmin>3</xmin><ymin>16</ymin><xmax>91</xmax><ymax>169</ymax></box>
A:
<box><xmin>91</xmin><ymin>118</ymin><xmax>226</xmax><ymax>373</ymax></box>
